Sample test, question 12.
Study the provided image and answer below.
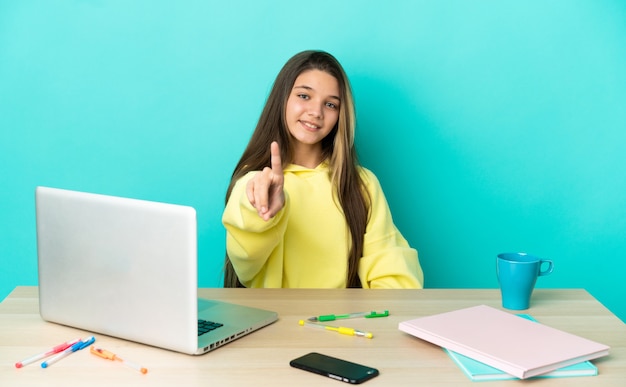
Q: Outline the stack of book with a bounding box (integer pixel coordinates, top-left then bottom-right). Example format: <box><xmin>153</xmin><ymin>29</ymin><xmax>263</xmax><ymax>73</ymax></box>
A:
<box><xmin>398</xmin><ymin>305</ymin><xmax>609</xmax><ymax>381</ymax></box>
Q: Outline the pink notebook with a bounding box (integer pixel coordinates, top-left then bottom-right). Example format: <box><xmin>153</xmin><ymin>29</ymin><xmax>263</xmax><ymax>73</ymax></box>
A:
<box><xmin>398</xmin><ymin>305</ymin><xmax>609</xmax><ymax>379</ymax></box>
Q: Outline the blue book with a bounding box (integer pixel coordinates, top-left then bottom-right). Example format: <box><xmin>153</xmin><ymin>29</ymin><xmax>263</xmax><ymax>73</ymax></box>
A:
<box><xmin>444</xmin><ymin>314</ymin><xmax>598</xmax><ymax>381</ymax></box>
<box><xmin>445</xmin><ymin>349</ymin><xmax>597</xmax><ymax>381</ymax></box>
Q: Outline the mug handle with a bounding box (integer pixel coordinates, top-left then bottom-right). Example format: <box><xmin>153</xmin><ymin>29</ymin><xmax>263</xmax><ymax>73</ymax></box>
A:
<box><xmin>539</xmin><ymin>259</ymin><xmax>554</xmax><ymax>276</ymax></box>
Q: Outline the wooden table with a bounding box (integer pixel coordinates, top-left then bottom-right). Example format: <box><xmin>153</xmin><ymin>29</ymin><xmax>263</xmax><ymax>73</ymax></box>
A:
<box><xmin>1</xmin><ymin>287</ymin><xmax>624</xmax><ymax>386</ymax></box>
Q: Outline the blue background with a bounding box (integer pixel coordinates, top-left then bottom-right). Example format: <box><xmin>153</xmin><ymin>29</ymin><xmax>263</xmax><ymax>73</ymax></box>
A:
<box><xmin>1</xmin><ymin>1</ymin><xmax>625</xmax><ymax>322</ymax></box>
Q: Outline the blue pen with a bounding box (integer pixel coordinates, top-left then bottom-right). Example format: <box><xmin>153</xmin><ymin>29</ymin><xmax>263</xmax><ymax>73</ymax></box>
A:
<box><xmin>41</xmin><ymin>336</ymin><xmax>95</xmax><ymax>368</ymax></box>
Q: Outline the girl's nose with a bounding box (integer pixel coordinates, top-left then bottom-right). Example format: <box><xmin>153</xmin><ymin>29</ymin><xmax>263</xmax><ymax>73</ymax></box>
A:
<box><xmin>308</xmin><ymin>102</ymin><xmax>323</xmax><ymax>118</ymax></box>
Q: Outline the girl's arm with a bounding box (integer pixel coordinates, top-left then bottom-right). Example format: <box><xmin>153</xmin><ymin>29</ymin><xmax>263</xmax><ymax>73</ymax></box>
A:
<box><xmin>223</xmin><ymin>171</ymin><xmax>289</xmax><ymax>286</ymax></box>
<box><xmin>357</xmin><ymin>169</ymin><xmax>424</xmax><ymax>289</ymax></box>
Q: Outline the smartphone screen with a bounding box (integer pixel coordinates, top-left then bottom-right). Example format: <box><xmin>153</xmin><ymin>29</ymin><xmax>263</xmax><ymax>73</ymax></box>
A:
<box><xmin>289</xmin><ymin>352</ymin><xmax>379</xmax><ymax>384</ymax></box>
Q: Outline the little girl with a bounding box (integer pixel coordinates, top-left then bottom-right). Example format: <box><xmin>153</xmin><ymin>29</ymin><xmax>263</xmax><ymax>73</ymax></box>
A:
<box><xmin>222</xmin><ymin>50</ymin><xmax>423</xmax><ymax>289</ymax></box>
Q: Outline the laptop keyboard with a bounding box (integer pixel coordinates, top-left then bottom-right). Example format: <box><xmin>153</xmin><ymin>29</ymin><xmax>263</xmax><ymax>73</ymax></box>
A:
<box><xmin>198</xmin><ymin>319</ymin><xmax>223</xmax><ymax>336</ymax></box>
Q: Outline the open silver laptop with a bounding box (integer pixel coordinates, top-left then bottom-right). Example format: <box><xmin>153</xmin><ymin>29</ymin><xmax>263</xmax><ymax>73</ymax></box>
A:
<box><xmin>35</xmin><ymin>186</ymin><xmax>277</xmax><ymax>355</ymax></box>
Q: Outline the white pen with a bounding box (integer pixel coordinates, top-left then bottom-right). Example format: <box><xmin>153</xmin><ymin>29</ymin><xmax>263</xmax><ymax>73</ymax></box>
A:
<box><xmin>41</xmin><ymin>336</ymin><xmax>95</xmax><ymax>368</ymax></box>
<box><xmin>15</xmin><ymin>338</ymin><xmax>80</xmax><ymax>368</ymax></box>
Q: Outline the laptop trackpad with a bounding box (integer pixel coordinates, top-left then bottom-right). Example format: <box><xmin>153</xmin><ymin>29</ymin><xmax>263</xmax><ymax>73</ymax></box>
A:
<box><xmin>198</xmin><ymin>298</ymin><xmax>219</xmax><ymax>313</ymax></box>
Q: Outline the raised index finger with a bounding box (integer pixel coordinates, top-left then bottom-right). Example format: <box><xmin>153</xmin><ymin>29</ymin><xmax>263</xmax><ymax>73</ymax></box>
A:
<box><xmin>270</xmin><ymin>141</ymin><xmax>282</xmax><ymax>175</ymax></box>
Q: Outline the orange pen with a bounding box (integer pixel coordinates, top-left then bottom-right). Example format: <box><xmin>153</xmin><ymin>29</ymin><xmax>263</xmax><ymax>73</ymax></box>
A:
<box><xmin>90</xmin><ymin>346</ymin><xmax>148</xmax><ymax>374</ymax></box>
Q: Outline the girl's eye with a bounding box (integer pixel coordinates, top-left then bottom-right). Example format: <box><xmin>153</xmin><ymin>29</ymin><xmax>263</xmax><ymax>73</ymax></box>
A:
<box><xmin>326</xmin><ymin>102</ymin><xmax>338</xmax><ymax>109</ymax></box>
<box><xmin>297</xmin><ymin>94</ymin><xmax>309</xmax><ymax>100</ymax></box>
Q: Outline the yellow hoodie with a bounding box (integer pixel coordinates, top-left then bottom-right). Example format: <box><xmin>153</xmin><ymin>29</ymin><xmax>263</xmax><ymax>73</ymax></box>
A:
<box><xmin>222</xmin><ymin>162</ymin><xmax>424</xmax><ymax>288</ymax></box>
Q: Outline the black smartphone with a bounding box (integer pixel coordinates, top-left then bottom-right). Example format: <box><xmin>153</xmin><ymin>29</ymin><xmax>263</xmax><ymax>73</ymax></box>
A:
<box><xmin>289</xmin><ymin>352</ymin><xmax>379</xmax><ymax>384</ymax></box>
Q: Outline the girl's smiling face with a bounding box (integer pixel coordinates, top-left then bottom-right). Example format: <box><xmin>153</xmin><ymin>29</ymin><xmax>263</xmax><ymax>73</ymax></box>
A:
<box><xmin>285</xmin><ymin>69</ymin><xmax>340</xmax><ymax>159</ymax></box>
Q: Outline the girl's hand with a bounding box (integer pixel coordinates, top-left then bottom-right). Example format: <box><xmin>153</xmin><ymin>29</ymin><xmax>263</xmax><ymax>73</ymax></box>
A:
<box><xmin>246</xmin><ymin>141</ymin><xmax>285</xmax><ymax>221</ymax></box>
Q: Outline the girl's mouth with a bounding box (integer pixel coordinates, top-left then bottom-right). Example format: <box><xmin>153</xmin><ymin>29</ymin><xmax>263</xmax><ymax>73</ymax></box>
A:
<box><xmin>300</xmin><ymin>120</ymin><xmax>320</xmax><ymax>130</ymax></box>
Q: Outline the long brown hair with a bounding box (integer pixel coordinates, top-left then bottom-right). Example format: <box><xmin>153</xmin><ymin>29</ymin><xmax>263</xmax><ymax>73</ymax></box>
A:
<box><xmin>224</xmin><ymin>50</ymin><xmax>370</xmax><ymax>288</ymax></box>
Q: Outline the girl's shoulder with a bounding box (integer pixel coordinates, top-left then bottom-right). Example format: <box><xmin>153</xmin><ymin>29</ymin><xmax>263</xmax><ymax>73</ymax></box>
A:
<box><xmin>357</xmin><ymin>166</ymin><xmax>382</xmax><ymax>190</ymax></box>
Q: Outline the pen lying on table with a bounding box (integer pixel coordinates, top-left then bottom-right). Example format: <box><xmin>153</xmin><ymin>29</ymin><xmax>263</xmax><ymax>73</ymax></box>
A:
<box><xmin>307</xmin><ymin>310</ymin><xmax>389</xmax><ymax>322</ymax></box>
<box><xmin>41</xmin><ymin>336</ymin><xmax>96</xmax><ymax>368</ymax></box>
<box><xmin>90</xmin><ymin>346</ymin><xmax>148</xmax><ymax>374</ymax></box>
<box><xmin>299</xmin><ymin>320</ymin><xmax>374</xmax><ymax>338</ymax></box>
<box><xmin>15</xmin><ymin>338</ymin><xmax>81</xmax><ymax>368</ymax></box>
